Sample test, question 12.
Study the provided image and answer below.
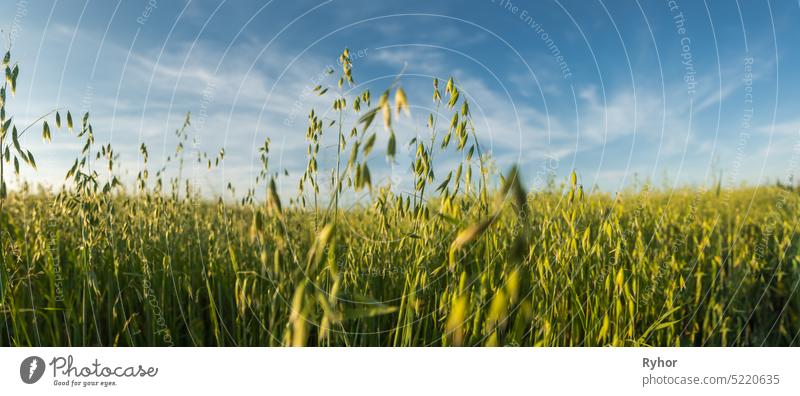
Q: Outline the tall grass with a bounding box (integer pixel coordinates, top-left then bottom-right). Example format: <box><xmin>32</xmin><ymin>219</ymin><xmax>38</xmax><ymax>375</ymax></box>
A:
<box><xmin>1</xmin><ymin>49</ymin><xmax>799</xmax><ymax>346</ymax></box>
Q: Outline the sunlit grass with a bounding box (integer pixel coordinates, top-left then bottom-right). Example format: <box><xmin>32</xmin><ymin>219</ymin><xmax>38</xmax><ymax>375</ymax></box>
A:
<box><xmin>1</xmin><ymin>49</ymin><xmax>798</xmax><ymax>346</ymax></box>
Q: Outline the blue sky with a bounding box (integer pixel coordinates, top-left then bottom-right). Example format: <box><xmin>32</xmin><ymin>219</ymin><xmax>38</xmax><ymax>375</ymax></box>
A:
<box><xmin>1</xmin><ymin>0</ymin><xmax>798</xmax><ymax>197</ymax></box>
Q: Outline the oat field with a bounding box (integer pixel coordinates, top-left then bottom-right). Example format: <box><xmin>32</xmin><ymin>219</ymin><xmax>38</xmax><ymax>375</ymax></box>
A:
<box><xmin>2</xmin><ymin>49</ymin><xmax>799</xmax><ymax>346</ymax></box>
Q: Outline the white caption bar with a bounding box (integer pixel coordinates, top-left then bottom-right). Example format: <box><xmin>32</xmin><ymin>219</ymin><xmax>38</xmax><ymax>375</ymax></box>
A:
<box><xmin>0</xmin><ymin>348</ymin><xmax>795</xmax><ymax>395</ymax></box>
